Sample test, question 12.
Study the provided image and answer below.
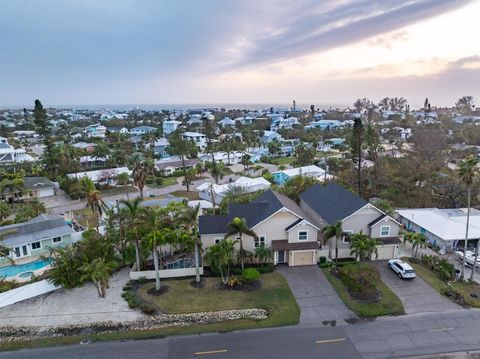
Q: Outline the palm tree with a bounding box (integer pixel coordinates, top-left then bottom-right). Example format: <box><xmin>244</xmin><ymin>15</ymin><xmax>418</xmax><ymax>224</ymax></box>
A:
<box><xmin>132</xmin><ymin>162</ymin><xmax>146</xmax><ymax>199</ymax></box>
<box><xmin>0</xmin><ymin>202</ymin><xmax>10</xmax><ymax>221</ymax></box>
<box><xmin>81</xmin><ymin>258</ymin><xmax>118</xmax><ymax>298</ymax></box>
<box><xmin>403</xmin><ymin>232</ymin><xmax>426</xmax><ymax>258</ymax></box>
<box><xmin>205</xmin><ymin>239</ymin><xmax>237</xmax><ymax>285</ymax></box>
<box><xmin>80</xmin><ymin>177</ymin><xmax>105</xmax><ymax>229</ymax></box>
<box><xmin>141</xmin><ymin>206</ymin><xmax>173</xmax><ymax>291</ymax></box>
<box><xmin>321</xmin><ymin>221</ymin><xmax>343</xmax><ymax>266</ymax></box>
<box><xmin>224</xmin><ymin>217</ymin><xmax>257</xmax><ymax>270</ymax></box>
<box><xmin>117</xmin><ymin>172</ymin><xmax>131</xmax><ymax>200</ymax></box>
<box><xmin>458</xmin><ymin>155</ymin><xmax>479</xmax><ymax>281</ymax></box>
<box><xmin>254</xmin><ymin>245</ymin><xmax>273</xmax><ymax>264</ymax></box>
<box><xmin>350</xmin><ymin>232</ymin><xmax>381</xmax><ymax>261</ymax></box>
<box><xmin>120</xmin><ymin>198</ymin><xmax>143</xmax><ymax>271</ymax></box>
<box><xmin>178</xmin><ymin>204</ymin><xmax>202</xmax><ymax>284</ymax></box>
<box><xmin>0</xmin><ymin>230</ymin><xmax>17</xmax><ymax>263</ymax></box>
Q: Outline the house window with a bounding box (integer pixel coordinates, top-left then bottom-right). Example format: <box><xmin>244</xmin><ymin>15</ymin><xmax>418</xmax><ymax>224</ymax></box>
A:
<box><xmin>52</xmin><ymin>237</ymin><xmax>62</xmax><ymax>243</ymax></box>
<box><xmin>343</xmin><ymin>230</ymin><xmax>353</xmax><ymax>244</ymax></box>
<box><xmin>298</xmin><ymin>231</ymin><xmax>308</xmax><ymax>241</ymax></box>
<box><xmin>380</xmin><ymin>226</ymin><xmax>390</xmax><ymax>237</ymax></box>
<box><xmin>214</xmin><ymin>238</ymin><xmax>223</xmax><ymax>244</ymax></box>
<box><xmin>255</xmin><ymin>235</ymin><xmax>266</xmax><ymax>248</ymax></box>
<box><xmin>31</xmin><ymin>242</ymin><xmax>41</xmax><ymax>250</ymax></box>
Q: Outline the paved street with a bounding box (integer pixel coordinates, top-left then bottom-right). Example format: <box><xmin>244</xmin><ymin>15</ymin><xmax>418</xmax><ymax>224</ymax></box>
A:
<box><xmin>4</xmin><ymin>310</ymin><xmax>480</xmax><ymax>359</ymax></box>
<box><xmin>278</xmin><ymin>265</ymin><xmax>357</xmax><ymax>326</ymax></box>
<box><xmin>372</xmin><ymin>260</ymin><xmax>461</xmax><ymax>314</ymax></box>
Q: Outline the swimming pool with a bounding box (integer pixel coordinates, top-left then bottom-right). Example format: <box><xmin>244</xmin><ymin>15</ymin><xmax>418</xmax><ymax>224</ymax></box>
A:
<box><xmin>0</xmin><ymin>258</ymin><xmax>52</xmax><ymax>279</ymax></box>
<box><xmin>165</xmin><ymin>258</ymin><xmax>194</xmax><ymax>269</ymax></box>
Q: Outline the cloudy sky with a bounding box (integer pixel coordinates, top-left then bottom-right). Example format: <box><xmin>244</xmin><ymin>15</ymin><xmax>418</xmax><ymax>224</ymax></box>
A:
<box><xmin>1</xmin><ymin>0</ymin><xmax>479</xmax><ymax>108</ymax></box>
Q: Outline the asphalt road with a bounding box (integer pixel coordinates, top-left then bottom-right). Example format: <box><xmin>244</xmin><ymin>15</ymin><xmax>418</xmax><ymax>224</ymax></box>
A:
<box><xmin>4</xmin><ymin>310</ymin><xmax>480</xmax><ymax>359</ymax></box>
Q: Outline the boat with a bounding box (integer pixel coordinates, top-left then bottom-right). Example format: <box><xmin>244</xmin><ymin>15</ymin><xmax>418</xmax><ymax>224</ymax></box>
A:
<box><xmin>455</xmin><ymin>250</ymin><xmax>480</xmax><ymax>266</ymax></box>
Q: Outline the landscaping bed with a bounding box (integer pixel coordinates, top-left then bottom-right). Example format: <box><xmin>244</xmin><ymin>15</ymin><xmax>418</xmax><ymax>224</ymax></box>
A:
<box><xmin>405</xmin><ymin>257</ymin><xmax>480</xmax><ymax>308</ymax></box>
<box><xmin>323</xmin><ymin>263</ymin><xmax>405</xmax><ymax>317</ymax></box>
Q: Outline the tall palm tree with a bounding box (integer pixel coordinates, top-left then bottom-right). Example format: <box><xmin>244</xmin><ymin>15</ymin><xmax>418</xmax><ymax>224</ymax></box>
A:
<box><xmin>321</xmin><ymin>221</ymin><xmax>343</xmax><ymax>266</ymax></box>
<box><xmin>132</xmin><ymin>162</ymin><xmax>146</xmax><ymax>199</ymax></box>
<box><xmin>117</xmin><ymin>172</ymin><xmax>131</xmax><ymax>200</ymax></box>
<box><xmin>81</xmin><ymin>258</ymin><xmax>118</xmax><ymax>298</ymax></box>
<box><xmin>403</xmin><ymin>232</ymin><xmax>426</xmax><ymax>258</ymax></box>
<box><xmin>141</xmin><ymin>206</ymin><xmax>174</xmax><ymax>291</ymax></box>
<box><xmin>458</xmin><ymin>155</ymin><xmax>479</xmax><ymax>281</ymax></box>
<box><xmin>350</xmin><ymin>232</ymin><xmax>381</xmax><ymax>261</ymax></box>
<box><xmin>80</xmin><ymin>177</ymin><xmax>105</xmax><ymax>229</ymax></box>
<box><xmin>224</xmin><ymin>217</ymin><xmax>257</xmax><ymax>270</ymax></box>
<box><xmin>178</xmin><ymin>203</ymin><xmax>202</xmax><ymax>283</ymax></box>
<box><xmin>120</xmin><ymin>198</ymin><xmax>143</xmax><ymax>271</ymax></box>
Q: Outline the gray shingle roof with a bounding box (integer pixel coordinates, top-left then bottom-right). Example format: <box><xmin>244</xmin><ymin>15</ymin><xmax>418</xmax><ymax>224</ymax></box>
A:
<box><xmin>23</xmin><ymin>177</ymin><xmax>55</xmax><ymax>191</ymax></box>
<box><xmin>0</xmin><ymin>214</ymin><xmax>74</xmax><ymax>247</ymax></box>
<box><xmin>300</xmin><ymin>183</ymin><xmax>368</xmax><ymax>224</ymax></box>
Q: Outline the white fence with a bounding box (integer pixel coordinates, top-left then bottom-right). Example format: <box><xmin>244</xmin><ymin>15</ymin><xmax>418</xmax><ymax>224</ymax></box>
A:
<box><xmin>130</xmin><ymin>267</ymin><xmax>204</xmax><ymax>280</ymax></box>
<box><xmin>0</xmin><ymin>279</ymin><xmax>59</xmax><ymax>308</ymax></box>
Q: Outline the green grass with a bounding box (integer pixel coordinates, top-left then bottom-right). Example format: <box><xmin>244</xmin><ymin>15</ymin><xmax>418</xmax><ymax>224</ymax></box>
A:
<box><xmin>100</xmin><ymin>186</ymin><xmax>137</xmax><ymax>196</ymax></box>
<box><xmin>138</xmin><ymin>272</ymin><xmax>300</xmax><ymax>328</ymax></box>
<box><xmin>168</xmin><ymin>190</ymin><xmax>199</xmax><ymax>200</ymax></box>
<box><xmin>1</xmin><ymin>272</ymin><xmax>299</xmax><ymax>352</ymax></box>
<box><xmin>323</xmin><ymin>268</ymin><xmax>405</xmax><ymax>317</ymax></box>
<box><xmin>405</xmin><ymin>258</ymin><xmax>480</xmax><ymax>308</ymax></box>
<box><xmin>72</xmin><ymin>208</ymin><xmax>98</xmax><ymax>229</ymax></box>
<box><xmin>273</xmin><ymin>157</ymin><xmax>295</xmax><ymax>166</ymax></box>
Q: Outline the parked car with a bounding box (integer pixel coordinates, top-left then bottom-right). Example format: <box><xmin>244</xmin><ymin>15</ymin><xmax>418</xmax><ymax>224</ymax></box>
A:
<box><xmin>388</xmin><ymin>259</ymin><xmax>416</xmax><ymax>279</ymax></box>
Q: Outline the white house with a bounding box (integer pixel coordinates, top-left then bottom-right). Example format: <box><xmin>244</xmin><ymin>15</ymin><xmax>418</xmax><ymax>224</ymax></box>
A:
<box><xmin>129</xmin><ymin>126</ymin><xmax>157</xmax><ymax>136</ymax></box>
<box><xmin>396</xmin><ymin>208</ymin><xmax>480</xmax><ymax>253</ymax></box>
<box><xmin>272</xmin><ymin>165</ymin><xmax>331</xmax><ymax>185</ymax></box>
<box><xmin>218</xmin><ymin>117</ymin><xmax>236</xmax><ymax>128</ymax></box>
<box><xmin>183</xmin><ymin>132</ymin><xmax>207</xmax><ymax>150</ymax></box>
<box><xmin>67</xmin><ymin>167</ymin><xmax>130</xmax><ymax>185</ymax></box>
<box><xmin>260</xmin><ymin>130</ymin><xmax>283</xmax><ymax>144</ymax></box>
<box><xmin>199</xmin><ymin>151</ymin><xmax>244</xmax><ymax>165</ymax></box>
<box><xmin>270</xmin><ymin>117</ymin><xmax>299</xmax><ymax>131</ymax></box>
<box><xmin>84</xmin><ymin>124</ymin><xmax>107</xmax><ymax>139</ymax></box>
<box><xmin>196</xmin><ymin>176</ymin><xmax>271</xmax><ymax>204</ymax></box>
<box><xmin>163</xmin><ymin>120</ymin><xmax>181</xmax><ymax>135</ymax></box>
<box><xmin>0</xmin><ymin>140</ymin><xmax>33</xmax><ymax>163</ymax></box>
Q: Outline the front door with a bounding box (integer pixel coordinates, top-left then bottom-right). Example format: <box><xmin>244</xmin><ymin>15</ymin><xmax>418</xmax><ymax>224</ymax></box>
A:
<box><xmin>278</xmin><ymin>250</ymin><xmax>285</xmax><ymax>263</ymax></box>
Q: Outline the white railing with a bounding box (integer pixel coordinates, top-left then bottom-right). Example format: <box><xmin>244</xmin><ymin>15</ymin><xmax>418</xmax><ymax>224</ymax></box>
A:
<box><xmin>0</xmin><ymin>279</ymin><xmax>59</xmax><ymax>308</ymax></box>
<box><xmin>130</xmin><ymin>267</ymin><xmax>204</xmax><ymax>280</ymax></box>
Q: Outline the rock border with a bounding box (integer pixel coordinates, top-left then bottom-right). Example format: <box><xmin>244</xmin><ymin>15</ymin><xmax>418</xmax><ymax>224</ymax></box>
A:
<box><xmin>0</xmin><ymin>308</ymin><xmax>268</xmax><ymax>344</ymax></box>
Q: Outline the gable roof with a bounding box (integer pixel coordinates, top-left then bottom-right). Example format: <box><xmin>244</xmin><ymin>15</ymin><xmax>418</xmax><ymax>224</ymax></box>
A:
<box><xmin>199</xmin><ymin>189</ymin><xmax>315</xmax><ymax>235</ymax></box>
<box><xmin>23</xmin><ymin>177</ymin><xmax>55</xmax><ymax>191</ymax></box>
<box><xmin>300</xmin><ymin>183</ymin><xmax>368</xmax><ymax>224</ymax></box>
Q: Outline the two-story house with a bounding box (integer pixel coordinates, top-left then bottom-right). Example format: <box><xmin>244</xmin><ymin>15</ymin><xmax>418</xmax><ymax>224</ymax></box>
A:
<box><xmin>300</xmin><ymin>183</ymin><xmax>401</xmax><ymax>260</ymax></box>
<box><xmin>199</xmin><ymin>190</ymin><xmax>321</xmax><ymax>266</ymax></box>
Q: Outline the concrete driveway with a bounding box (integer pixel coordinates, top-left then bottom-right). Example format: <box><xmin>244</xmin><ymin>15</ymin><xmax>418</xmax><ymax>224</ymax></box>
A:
<box><xmin>278</xmin><ymin>266</ymin><xmax>356</xmax><ymax>326</ymax></box>
<box><xmin>372</xmin><ymin>260</ymin><xmax>461</xmax><ymax>314</ymax></box>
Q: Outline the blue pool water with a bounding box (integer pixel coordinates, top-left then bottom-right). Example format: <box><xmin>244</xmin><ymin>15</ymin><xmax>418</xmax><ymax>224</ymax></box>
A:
<box><xmin>0</xmin><ymin>258</ymin><xmax>52</xmax><ymax>278</ymax></box>
<box><xmin>165</xmin><ymin>258</ymin><xmax>194</xmax><ymax>269</ymax></box>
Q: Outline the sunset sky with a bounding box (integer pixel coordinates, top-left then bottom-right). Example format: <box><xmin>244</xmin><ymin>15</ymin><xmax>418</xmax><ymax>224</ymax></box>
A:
<box><xmin>1</xmin><ymin>0</ymin><xmax>479</xmax><ymax>108</ymax></box>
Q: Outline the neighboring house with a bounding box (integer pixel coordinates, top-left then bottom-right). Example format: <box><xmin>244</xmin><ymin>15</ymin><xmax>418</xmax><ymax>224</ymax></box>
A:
<box><xmin>196</xmin><ymin>176</ymin><xmax>271</xmax><ymax>204</ymax></box>
<box><xmin>84</xmin><ymin>124</ymin><xmax>107</xmax><ymax>138</ymax></box>
<box><xmin>129</xmin><ymin>126</ymin><xmax>157</xmax><ymax>136</ymax></box>
<box><xmin>66</xmin><ymin>167</ymin><xmax>130</xmax><ymax>185</ymax></box>
<box><xmin>0</xmin><ymin>214</ymin><xmax>81</xmax><ymax>265</ymax></box>
<box><xmin>304</xmin><ymin>119</ymin><xmax>342</xmax><ymax>130</ymax></box>
<box><xmin>79</xmin><ymin>155</ymin><xmax>108</xmax><ymax>168</ymax></box>
<box><xmin>272</xmin><ymin>165</ymin><xmax>330</xmax><ymax>185</ymax></box>
<box><xmin>12</xmin><ymin>130</ymin><xmax>38</xmax><ymax>139</ymax></box>
<box><xmin>0</xmin><ymin>140</ymin><xmax>33</xmax><ymax>164</ymax></box>
<box><xmin>199</xmin><ymin>151</ymin><xmax>244</xmax><ymax>165</ymax></box>
<box><xmin>199</xmin><ymin>190</ymin><xmax>321</xmax><ymax>266</ymax></box>
<box><xmin>106</xmin><ymin>126</ymin><xmax>129</xmax><ymax>134</ymax></box>
<box><xmin>23</xmin><ymin>177</ymin><xmax>56</xmax><ymax>198</ymax></box>
<box><xmin>155</xmin><ymin>157</ymin><xmax>197</xmax><ymax>175</ymax></box>
<box><xmin>163</xmin><ymin>120</ymin><xmax>181</xmax><ymax>135</ymax></box>
<box><xmin>300</xmin><ymin>183</ymin><xmax>401</xmax><ymax>260</ymax></box>
<box><xmin>396</xmin><ymin>208</ymin><xmax>480</xmax><ymax>253</ymax></box>
<box><xmin>270</xmin><ymin>117</ymin><xmax>299</xmax><ymax>131</ymax></box>
<box><xmin>153</xmin><ymin>137</ymin><xmax>170</xmax><ymax>158</ymax></box>
<box><xmin>72</xmin><ymin>142</ymin><xmax>96</xmax><ymax>152</ymax></box>
<box><xmin>218</xmin><ymin>117</ymin><xmax>236</xmax><ymax>128</ymax></box>
<box><xmin>260</xmin><ymin>130</ymin><xmax>282</xmax><ymax>144</ymax></box>
<box><xmin>452</xmin><ymin>115</ymin><xmax>480</xmax><ymax>124</ymax></box>
<box><xmin>183</xmin><ymin>132</ymin><xmax>207</xmax><ymax>149</ymax></box>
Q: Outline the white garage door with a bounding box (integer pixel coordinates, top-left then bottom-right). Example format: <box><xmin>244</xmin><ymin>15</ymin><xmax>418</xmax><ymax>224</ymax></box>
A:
<box><xmin>375</xmin><ymin>245</ymin><xmax>396</xmax><ymax>260</ymax></box>
<box><xmin>291</xmin><ymin>251</ymin><xmax>315</xmax><ymax>266</ymax></box>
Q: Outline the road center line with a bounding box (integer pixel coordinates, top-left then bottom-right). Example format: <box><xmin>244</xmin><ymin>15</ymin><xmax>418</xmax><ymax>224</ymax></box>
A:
<box><xmin>315</xmin><ymin>338</ymin><xmax>346</xmax><ymax>344</ymax></box>
<box><xmin>427</xmin><ymin>327</ymin><xmax>453</xmax><ymax>332</ymax></box>
<box><xmin>194</xmin><ymin>349</ymin><xmax>228</xmax><ymax>356</ymax></box>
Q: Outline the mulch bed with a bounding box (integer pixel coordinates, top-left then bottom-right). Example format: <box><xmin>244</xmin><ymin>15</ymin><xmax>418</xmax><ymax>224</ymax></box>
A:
<box><xmin>216</xmin><ymin>280</ymin><xmax>262</xmax><ymax>292</ymax></box>
<box><xmin>147</xmin><ymin>285</ymin><xmax>169</xmax><ymax>296</ymax></box>
<box><xmin>190</xmin><ymin>278</ymin><xmax>206</xmax><ymax>288</ymax></box>
<box><xmin>348</xmin><ymin>288</ymin><xmax>382</xmax><ymax>303</ymax></box>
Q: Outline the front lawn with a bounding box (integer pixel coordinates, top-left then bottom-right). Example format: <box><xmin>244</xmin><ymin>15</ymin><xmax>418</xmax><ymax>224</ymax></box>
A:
<box><xmin>168</xmin><ymin>190</ymin><xmax>199</xmax><ymax>200</ymax></box>
<box><xmin>406</xmin><ymin>258</ymin><xmax>480</xmax><ymax>308</ymax></box>
<box><xmin>323</xmin><ymin>266</ymin><xmax>405</xmax><ymax>317</ymax></box>
<box><xmin>137</xmin><ymin>272</ymin><xmax>299</xmax><ymax>329</ymax></box>
<box><xmin>273</xmin><ymin>157</ymin><xmax>294</xmax><ymax>166</ymax></box>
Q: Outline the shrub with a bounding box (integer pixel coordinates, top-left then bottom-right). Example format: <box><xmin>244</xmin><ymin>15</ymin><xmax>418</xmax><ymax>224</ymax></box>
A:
<box><xmin>241</xmin><ymin>268</ymin><xmax>260</xmax><ymax>282</ymax></box>
<box><xmin>155</xmin><ymin>177</ymin><xmax>163</xmax><ymax>185</ymax></box>
<box><xmin>140</xmin><ymin>304</ymin><xmax>156</xmax><ymax>315</ymax></box>
<box><xmin>319</xmin><ymin>262</ymin><xmax>332</xmax><ymax>269</ymax></box>
<box><xmin>226</xmin><ymin>276</ymin><xmax>241</xmax><ymax>288</ymax></box>
<box><xmin>318</xmin><ymin>256</ymin><xmax>327</xmax><ymax>264</ymax></box>
<box><xmin>256</xmin><ymin>263</ymin><xmax>274</xmax><ymax>273</ymax></box>
<box><xmin>420</xmin><ymin>254</ymin><xmax>455</xmax><ymax>281</ymax></box>
<box><xmin>338</xmin><ymin>263</ymin><xmax>379</xmax><ymax>293</ymax></box>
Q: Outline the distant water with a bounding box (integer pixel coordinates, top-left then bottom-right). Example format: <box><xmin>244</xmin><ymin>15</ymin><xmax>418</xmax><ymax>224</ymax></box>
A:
<box><xmin>2</xmin><ymin>103</ymin><xmax>348</xmax><ymax>111</ymax></box>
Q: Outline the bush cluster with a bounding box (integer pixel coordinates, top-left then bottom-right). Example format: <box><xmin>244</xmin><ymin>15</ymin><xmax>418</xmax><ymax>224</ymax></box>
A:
<box><xmin>122</xmin><ymin>290</ymin><xmax>140</xmax><ymax>308</ymax></box>
<box><xmin>420</xmin><ymin>254</ymin><xmax>455</xmax><ymax>281</ymax></box>
<box><xmin>338</xmin><ymin>263</ymin><xmax>379</xmax><ymax>293</ymax></box>
<box><xmin>241</xmin><ymin>268</ymin><xmax>260</xmax><ymax>282</ymax></box>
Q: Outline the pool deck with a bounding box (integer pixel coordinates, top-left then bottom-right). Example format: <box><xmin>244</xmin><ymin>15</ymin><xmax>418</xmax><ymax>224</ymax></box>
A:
<box><xmin>0</xmin><ymin>257</ymin><xmax>52</xmax><ymax>283</ymax></box>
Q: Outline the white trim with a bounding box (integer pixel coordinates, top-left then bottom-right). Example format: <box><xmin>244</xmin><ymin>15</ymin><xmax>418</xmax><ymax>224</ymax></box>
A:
<box><xmin>290</xmin><ymin>250</ymin><xmax>316</xmax><ymax>266</ymax></box>
<box><xmin>30</xmin><ymin>241</ymin><xmax>41</xmax><ymax>250</ymax></box>
<box><xmin>251</xmin><ymin>207</ymin><xmax>302</xmax><ymax>230</ymax></box>
<box><xmin>341</xmin><ymin>203</ymin><xmax>402</xmax><ymax>226</ymax></box>
<box><xmin>342</xmin><ymin>230</ymin><xmax>353</xmax><ymax>244</ymax></box>
<box><xmin>286</xmin><ymin>219</ymin><xmax>320</xmax><ymax>232</ymax></box>
<box><xmin>214</xmin><ymin>237</ymin><xmax>223</xmax><ymax>244</ymax></box>
<box><xmin>52</xmin><ymin>236</ymin><xmax>62</xmax><ymax>243</ymax></box>
<box><xmin>255</xmin><ymin>234</ymin><xmax>266</xmax><ymax>248</ymax></box>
